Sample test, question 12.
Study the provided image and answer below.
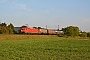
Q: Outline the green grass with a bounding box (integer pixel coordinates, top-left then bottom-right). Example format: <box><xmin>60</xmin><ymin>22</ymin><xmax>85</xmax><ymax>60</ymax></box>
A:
<box><xmin>0</xmin><ymin>35</ymin><xmax>90</xmax><ymax>60</ymax></box>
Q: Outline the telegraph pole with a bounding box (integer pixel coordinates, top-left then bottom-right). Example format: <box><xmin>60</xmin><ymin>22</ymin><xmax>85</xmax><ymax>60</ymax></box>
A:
<box><xmin>46</xmin><ymin>25</ymin><xmax>47</xmax><ymax>29</ymax></box>
<box><xmin>58</xmin><ymin>25</ymin><xmax>59</xmax><ymax>31</ymax></box>
<box><xmin>0</xmin><ymin>20</ymin><xmax>1</xmax><ymax>24</ymax></box>
<box><xmin>46</xmin><ymin>25</ymin><xmax>48</xmax><ymax>34</ymax></box>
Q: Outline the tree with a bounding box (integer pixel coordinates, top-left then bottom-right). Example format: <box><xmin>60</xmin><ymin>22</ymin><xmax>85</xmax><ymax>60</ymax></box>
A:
<box><xmin>8</xmin><ymin>23</ymin><xmax>14</xmax><ymax>30</ymax></box>
<box><xmin>0</xmin><ymin>22</ymin><xmax>7</xmax><ymax>26</ymax></box>
<box><xmin>87</xmin><ymin>32</ymin><xmax>90</xmax><ymax>37</ymax></box>
<box><xmin>0</xmin><ymin>22</ymin><xmax>8</xmax><ymax>34</ymax></box>
<box><xmin>79</xmin><ymin>31</ymin><xmax>87</xmax><ymax>37</ymax></box>
<box><xmin>62</xmin><ymin>26</ymin><xmax>80</xmax><ymax>37</ymax></box>
<box><xmin>8</xmin><ymin>23</ymin><xmax>14</xmax><ymax>34</ymax></box>
<box><xmin>0</xmin><ymin>26</ymin><xmax>9</xmax><ymax>34</ymax></box>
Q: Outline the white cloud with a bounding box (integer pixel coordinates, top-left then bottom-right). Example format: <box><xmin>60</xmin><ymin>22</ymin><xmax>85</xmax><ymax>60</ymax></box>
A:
<box><xmin>0</xmin><ymin>0</ymin><xmax>6</xmax><ymax>2</ymax></box>
<box><xmin>12</xmin><ymin>0</ymin><xmax>18</xmax><ymax>3</ymax></box>
<box><xmin>15</xmin><ymin>13</ymin><xmax>22</xmax><ymax>17</ymax></box>
<box><xmin>2</xmin><ymin>0</ymin><xmax>32</xmax><ymax>12</ymax></box>
<box><xmin>82</xmin><ymin>18</ymin><xmax>90</xmax><ymax>22</ymax></box>
<box><xmin>52</xmin><ymin>7</ymin><xmax>55</xmax><ymax>10</ymax></box>
<box><xmin>55</xmin><ymin>16</ymin><xmax>58</xmax><ymax>17</ymax></box>
<box><xmin>32</xmin><ymin>0</ymin><xmax>35</xmax><ymax>3</ymax></box>
<box><xmin>19</xmin><ymin>4</ymin><xmax>26</xmax><ymax>9</ymax></box>
<box><xmin>17</xmin><ymin>4</ymin><xmax>31</xmax><ymax>11</ymax></box>
<box><xmin>46</xmin><ymin>10</ymin><xmax>49</xmax><ymax>12</ymax></box>
<box><xmin>74</xmin><ymin>18</ymin><xmax>90</xmax><ymax>32</ymax></box>
<box><xmin>10</xmin><ymin>1</ymin><xmax>31</xmax><ymax>11</ymax></box>
<box><xmin>4</xmin><ymin>14</ymin><xmax>10</xmax><ymax>16</ymax></box>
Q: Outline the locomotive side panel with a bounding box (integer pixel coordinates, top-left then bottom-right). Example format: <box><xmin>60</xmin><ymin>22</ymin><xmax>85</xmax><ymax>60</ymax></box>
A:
<box><xmin>21</xmin><ymin>28</ymin><xmax>39</xmax><ymax>33</ymax></box>
<box><xmin>27</xmin><ymin>28</ymin><xmax>39</xmax><ymax>33</ymax></box>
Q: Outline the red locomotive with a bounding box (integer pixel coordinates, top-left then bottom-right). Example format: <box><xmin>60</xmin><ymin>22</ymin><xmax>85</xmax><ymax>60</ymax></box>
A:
<box><xmin>21</xmin><ymin>28</ymin><xmax>38</xmax><ymax>33</ymax></box>
<box><xmin>21</xmin><ymin>26</ymin><xmax>39</xmax><ymax>34</ymax></box>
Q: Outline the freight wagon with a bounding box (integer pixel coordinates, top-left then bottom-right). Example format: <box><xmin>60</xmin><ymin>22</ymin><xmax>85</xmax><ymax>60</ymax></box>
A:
<box><xmin>47</xmin><ymin>29</ymin><xmax>56</xmax><ymax>35</ymax></box>
<box><xmin>39</xmin><ymin>29</ymin><xmax>47</xmax><ymax>34</ymax></box>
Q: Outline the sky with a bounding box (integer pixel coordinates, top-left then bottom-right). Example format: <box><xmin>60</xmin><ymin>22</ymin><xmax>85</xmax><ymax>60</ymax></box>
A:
<box><xmin>0</xmin><ymin>0</ymin><xmax>90</xmax><ymax>32</ymax></box>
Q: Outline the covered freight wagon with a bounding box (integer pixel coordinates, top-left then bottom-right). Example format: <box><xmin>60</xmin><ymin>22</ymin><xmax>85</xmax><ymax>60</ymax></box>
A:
<box><xmin>39</xmin><ymin>29</ymin><xmax>47</xmax><ymax>34</ymax></box>
<box><xmin>47</xmin><ymin>29</ymin><xmax>56</xmax><ymax>35</ymax></box>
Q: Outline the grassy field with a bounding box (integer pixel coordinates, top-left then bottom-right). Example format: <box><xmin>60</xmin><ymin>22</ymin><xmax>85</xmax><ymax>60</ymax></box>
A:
<box><xmin>0</xmin><ymin>35</ymin><xmax>90</xmax><ymax>60</ymax></box>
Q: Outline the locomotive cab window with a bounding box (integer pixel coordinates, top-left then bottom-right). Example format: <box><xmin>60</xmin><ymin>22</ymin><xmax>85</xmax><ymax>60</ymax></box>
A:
<box><xmin>21</xmin><ymin>28</ymin><xmax>25</xmax><ymax>30</ymax></box>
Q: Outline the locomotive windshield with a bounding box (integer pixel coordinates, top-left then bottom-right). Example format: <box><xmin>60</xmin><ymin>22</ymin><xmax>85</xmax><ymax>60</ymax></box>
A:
<box><xmin>21</xmin><ymin>28</ymin><xmax>25</xmax><ymax>30</ymax></box>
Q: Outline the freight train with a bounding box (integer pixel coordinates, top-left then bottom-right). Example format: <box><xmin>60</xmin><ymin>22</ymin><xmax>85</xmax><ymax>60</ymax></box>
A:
<box><xmin>20</xmin><ymin>26</ymin><xmax>61</xmax><ymax>35</ymax></box>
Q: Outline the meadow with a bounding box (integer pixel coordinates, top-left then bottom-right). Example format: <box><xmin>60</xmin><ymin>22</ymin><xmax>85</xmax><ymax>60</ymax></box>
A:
<box><xmin>0</xmin><ymin>35</ymin><xmax>90</xmax><ymax>60</ymax></box>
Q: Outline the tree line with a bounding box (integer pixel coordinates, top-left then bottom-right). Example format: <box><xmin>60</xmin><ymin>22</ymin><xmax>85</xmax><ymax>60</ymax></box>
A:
<box><xmin>0</xmin><ymin>22</ymin><xmax>90</xmax><ymax>37</ymax></box>
<box><xmin>0</xmin><ymin>22</ymin><xmax>14</xmax><ymax>34</ymax></box>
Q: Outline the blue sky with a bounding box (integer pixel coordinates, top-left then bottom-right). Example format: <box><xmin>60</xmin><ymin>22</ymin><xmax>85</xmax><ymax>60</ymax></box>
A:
<box><xmin>0</xmin><ymin>0</ymin><xmax>90</xmax><ymax>32</ymax></box>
